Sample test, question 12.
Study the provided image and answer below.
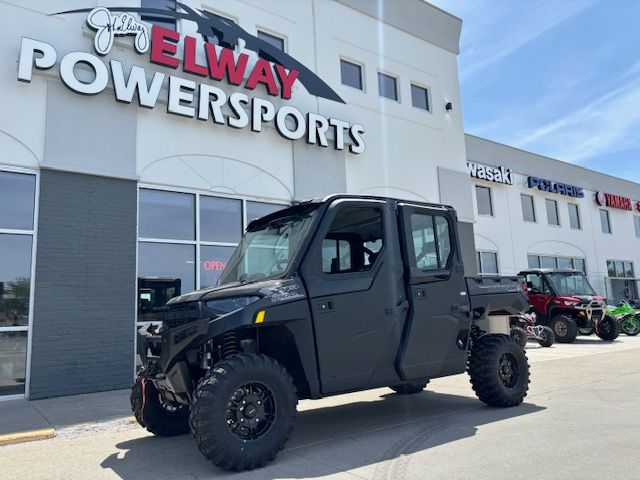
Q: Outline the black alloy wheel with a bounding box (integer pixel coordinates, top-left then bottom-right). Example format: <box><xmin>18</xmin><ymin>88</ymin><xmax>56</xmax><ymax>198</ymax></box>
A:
<box><xmin>498</xmin><ymin>352</ymin><xmax>520</xmax><ymax>388</ymax></box>
<box><xmin>226</xmin><ymin>382</ymin><xmax>276</xmax><ymax>441</ymax></box>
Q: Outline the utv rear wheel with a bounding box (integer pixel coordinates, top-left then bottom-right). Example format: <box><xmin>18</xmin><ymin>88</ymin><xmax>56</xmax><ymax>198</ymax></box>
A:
<box><xmin>596</xmin><ymin>316</ymin><xmax>621</xmax><ymax>341</ymax></box>
<box><xmin>130</xmin><ymin>372</ymin><xmax>190</xmax><ymax>437</ymax></box>
<box><xmin>536</xmin><ymin>326</ymin><xmax>555</xmax><ymax>347</ymax></box>
<box><xmin>468</xmin><ymin>334</ymin><xmax>529</xmax><ymax>407</ymax></box>
<box><xmin>390</xmin><ymin>380</ymin><xmax>429</xmax><ymax>394</ymax></box>
<box><xmin>550</xmin><ymin>315</ymin><xmax>578</xmax><ymax>343</ymax></box>
<box><xmin>189</xmin><ymin>354</ymin><xmax>297</xmax><ymax>471</ymax></box>
<box><xmin>510</xmin><ymin>327</ymin><xmax>527</xmax><ymax>348</ymax></box>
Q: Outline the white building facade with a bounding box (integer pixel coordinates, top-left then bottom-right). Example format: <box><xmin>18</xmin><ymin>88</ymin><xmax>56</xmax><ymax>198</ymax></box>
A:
<box><xmin>467</xmin><ymin>134</ymin><xmax>640</xmax><ymax>302</ymax></box>
<box><xmin>0</xmin><ymin>0</ymin><xmax>473</xmax><ymax>399</ymax></box>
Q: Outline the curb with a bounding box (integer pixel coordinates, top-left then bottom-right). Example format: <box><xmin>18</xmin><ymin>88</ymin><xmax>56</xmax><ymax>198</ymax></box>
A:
<box><xmin>0</xmin><ymin>427</ymin><xmax>55</xmax><ymax>446</ymax></box>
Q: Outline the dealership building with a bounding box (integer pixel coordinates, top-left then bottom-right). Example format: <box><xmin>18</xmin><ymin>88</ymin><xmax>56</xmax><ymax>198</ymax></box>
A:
<box><xmin>0</xmin><ymin>0</ymin><xmax>638</xmax><ymax>401</ymax></box>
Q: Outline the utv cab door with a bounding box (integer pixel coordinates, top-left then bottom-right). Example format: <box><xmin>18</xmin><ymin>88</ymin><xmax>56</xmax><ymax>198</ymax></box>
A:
<box><xmin>301</xmin><ymin>199</ymin><xmax>408</xmax><ymax>394</ymax></box>
<box><xmin>396</xmin><ymin>204</ymin><xmax>471</xmax><ymax>380</ymax></box>
<box><xmin>524</xmin><ymin>273</ymin><xmax>553</xmax><ymax>318</ymax></box>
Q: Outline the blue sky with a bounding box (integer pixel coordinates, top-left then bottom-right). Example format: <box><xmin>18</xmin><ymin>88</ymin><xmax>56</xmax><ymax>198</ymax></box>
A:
<box><xmin>430</xmin><ymin>0</ymin><xmax>640</xmax><ymax>181</ymax></box>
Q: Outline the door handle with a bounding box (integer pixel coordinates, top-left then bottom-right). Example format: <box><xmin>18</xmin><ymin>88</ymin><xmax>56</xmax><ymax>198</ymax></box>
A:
<box><xmin>315</xmin><ymin>300</ymin><xmax>334</xmax><ymax>314</ymax></box>
<box><xmin>451</xmin><ymin>303</ymin><xmax>470</xmax><ymax>314</ymax></box>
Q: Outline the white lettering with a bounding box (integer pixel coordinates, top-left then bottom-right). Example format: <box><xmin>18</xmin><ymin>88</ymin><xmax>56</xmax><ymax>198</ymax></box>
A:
<box><xmin>251</xmin><ymin>97</ymin><xmax>276</xmax><ymax>133</ymax></box>
<box><xmin>275</xmin><ymin>106</ymin><xmax>306</xmax><ymax>140</ymax></box>
<box><xmin>167</xmin><ymin>75</ymin><xmax>196</xmax><ymax>117</ymax></box>
<box><xmin>227</xmin><ymin>92</ymin><xmax>249</xmax><ymax>129</ymax></box>
<box><xmin>197</xmin><ymin>84</ymin><xmax>227</xmax><ymax>124</ymax></box>
<box><xmin>349</xmin><ymin>124</ymin><xmax>366</xmax><ymax>154</ymax></box>
<box><xmin>60</xmin><ymin>51</ymin><xmax>108</xmax><ymax>95</ymax></box>
<box><xmin>110</xmin><ymin>60</ymin><xmax>164</xmax><ymax>108</ymax></box>
<box><xmin>18</xmin><ymin>38</ymin><xmax>57</xmax><ymax>82</ymax></box>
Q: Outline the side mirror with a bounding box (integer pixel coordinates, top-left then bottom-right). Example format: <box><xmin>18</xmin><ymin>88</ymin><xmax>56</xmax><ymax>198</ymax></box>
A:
<box><xmin>526</xmin><ymin>281</ymin><xmax>534</xmax><ymax>291</ymax></box>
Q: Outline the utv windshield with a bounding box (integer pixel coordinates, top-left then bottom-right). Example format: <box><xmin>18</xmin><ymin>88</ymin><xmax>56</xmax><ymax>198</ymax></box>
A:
<box><xmin>218</xmin><ymin>205</ymin><xmax>319</xmax><ymax>285</ymax></box>
<box><xmin>547</xmin><ymin>272</ymin><xmax>596</xmax><ymax>297</ymax></box>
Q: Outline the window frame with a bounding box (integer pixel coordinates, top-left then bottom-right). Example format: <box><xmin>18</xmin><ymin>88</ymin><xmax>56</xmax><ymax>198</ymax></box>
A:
<box><xmin>319</xmin><ymin>205</ymin><xmax>385</xmax><ymax>276</ymax></box>
<box><xmin>600</xmin><ymin>209</ymin><xmax>612</xmax><ymax>234</ymax></box>
<box><xmin>568</xmin><ymin>202</ymin><xmax>581</xmax><ymax>230</ymax></box>
<box><xmin>520</xmin><ymin>194</ymin><xmax>536</xmax><ymax>223</ymax></box>
<box><xmin>476</xmin><ymin>250</ymin><xmax>499</xmax><ymax>275</ymax></box>
<box><xmin>475</xmin><ymin>185</ymin><xmax>494</xmax><ymax>217</ymax></box>
<box><xmin>377</xmin><ymin>71</ymin><xmax>399</xmax><ymax>102</ymax></box>
<box><xmin>339</xmin><ymin>58</ymin><xmax>364</xmax><ymax>91</ymax></box>
<box><xmin>545</xmin><ymin>198</ymin><xmax>560</xmax><ymax>226</ymax></box>
<box><xmin>410</xmin><ymin>82</ymin><xmax>431</xmax><ymax>112</ymax></box>
<box><xmin>401</xmin><ymin>205</ymin><xmax>456</xmax><ymax>283</ymax></box>
<box><xmin>0</xmin><ymin>165</ymin><xmax>39</xmax><ymax>400</ymax></box>
<box><xmin>256</xmin><ymin>29</ymin><xmax>286</xmax><ymax>52</ymax></box>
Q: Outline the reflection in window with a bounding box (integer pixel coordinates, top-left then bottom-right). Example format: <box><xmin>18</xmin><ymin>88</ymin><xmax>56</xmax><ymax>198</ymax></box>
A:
<box><xmin>476</xmin><ymin>251</ymin><xmax>498</xmax><ymax>275</ymax></box>
<box><xmin>322</xmin><ymin>207</ymin><xmax>384</xmax><ymax>274</ymax></box>
<box><xmin>246</xmin><ymin>201</ymin><xmax>285</xmax><ymax>224</ymax></box>
<box><xmin>200</xmin><ymin>196</ymin><xmax>242</xmax><ymax>243</ymax></box>
<box><xmin>0</xmin><ymin>171</ymin><xmax>36</xmax><ymax>230</ymax></box>
<box><xmin>0</xmin><ymin>235</ymin><xmax>32</xmax><ymax>328</ymax></box>
<box><xmin>139</xmin><ymin>189</ymin><xmax>194</xmax><ymax>240</ymax></box>
<box><xmin>0</xmin><ymin>331</ymin><xmax>27</xmax><ymax>395</ymax></box>
<box><xmin>200</xmin><ymin>245</ymin><xmax>236</xmax><ymax>287</ymax></box>
<box><xmin>257</xmin><ymin>30</ymin><xmax>285</xmax><ymax>51</ymax></box>
<box><xmin>410</xmin><ymin>213</ymin><xmax>451</xmax><ymax>271</ymax></box>
<box><xmin>138</xmin><ymin>242</ymin><xmax>195</xmax><ymax>293</ymax></box>
<box><xmin>475</xmin><ymin>186</ymin><xmax>493</xmax><ymax>216</ymax></box>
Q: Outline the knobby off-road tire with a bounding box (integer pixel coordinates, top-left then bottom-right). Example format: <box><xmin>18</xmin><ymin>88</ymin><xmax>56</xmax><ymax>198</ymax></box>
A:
<box><xmin>390</xmin><ymin>380</ymin><xmax>429</xmax><ymax>394</ymax></box>
<box><xmin>597</xmin><ymin>316</ymin><xmax>621</xmax><ymax>341</ymax></box>
<box><xmin>189</xmin><ymin>354</ymin><xmax>297</xmax><ymax>472</ymax></box>
<box><xmin>536</xmin><ymin>326</ymin><xmax>555</xmax><ymax>347</ymax></box>
<box><xmin>130</xmin><ymin>372</ymin><xmax>190</xmax><ymax>436</ymax></box>
<box><xmin>550</xmin><ymin>314</ymin><xmax>578</xmax><ymax>343</ymax></box>
<box><xmin>510</xmin><ymin>327</ymin><xmax>527</xmax><ymax>348</ymax></box>
<box><xmin>468</xmin><ymin>334</ymin><xmax>530</xmax><ymax>407</ymax></box>
<box><xmin>621</xmin><ymin>317</ymin><xmax>640</xmax><ymax>336</ymax></box>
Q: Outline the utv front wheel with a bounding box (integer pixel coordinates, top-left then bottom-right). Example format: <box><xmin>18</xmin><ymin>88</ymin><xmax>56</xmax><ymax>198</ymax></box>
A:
<box><xmin>550</xmin><ymin>314</ymin><xmax>578</xmax><ymax>343</ymax></box>
<box><xmin>596</xmin><ymin>316</ymin><xmax>621</xmax><ymax>341</ymax></box>
<box><xmin>468</xmin><ymin>334</ymin><xmax>529</xmax><ymax>407</ymax></box>
<box><xmin>189</xmin><ymin>354</ymin><xmax>297</xmax><ymax>471</ymax></box>
<box><xmin>390</xmin><ymin>380</ymin><xmax>429</xmax><ymax>394</ymax></box>
<box><xmin>130</xmin><ymin>372</ymin><xmax>190</xmax><ymax>436</ymax></box>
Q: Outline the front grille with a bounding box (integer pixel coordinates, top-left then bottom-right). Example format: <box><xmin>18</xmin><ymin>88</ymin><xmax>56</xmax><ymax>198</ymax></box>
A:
<box><xmin>163</xmin><ymin>302</ymin><xmax>200</xmax><ymax>330</ymax></box>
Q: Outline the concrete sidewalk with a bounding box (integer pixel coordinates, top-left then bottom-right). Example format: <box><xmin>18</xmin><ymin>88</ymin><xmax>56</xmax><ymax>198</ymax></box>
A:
<box><xmin>0</xmin><ymin>388</ymin><xmax>131</xmax><ymax>444</ymax></box>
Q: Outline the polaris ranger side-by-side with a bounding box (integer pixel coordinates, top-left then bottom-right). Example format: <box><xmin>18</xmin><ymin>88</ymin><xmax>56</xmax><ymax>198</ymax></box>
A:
<box><xmin>133</xmin><ymin>195</ymin><xmax>531</xmax><ymax>471</ymax></box>
<box><xmin>519</xmin><ymin>268</ymin><xmax>619</xmax><ymax>343</ymax></box>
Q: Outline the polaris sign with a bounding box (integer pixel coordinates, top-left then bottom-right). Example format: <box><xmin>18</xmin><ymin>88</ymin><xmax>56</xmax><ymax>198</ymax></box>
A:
<box><xmin>467</xmin><ymin>161</ymin><xmax>513</xmax><ymax>185</ymax></box>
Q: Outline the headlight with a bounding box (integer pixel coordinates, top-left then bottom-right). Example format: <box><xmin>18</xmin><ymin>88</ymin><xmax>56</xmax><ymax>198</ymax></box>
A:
<box><xmin>205</xmin><ymin>296</ymin><xmax>260</xmax><ymax>315</ymax></box>
<box><xmin>563</xmin><ymin>301</ymin><xmax>578</xmax><ymax>306</ymax></box>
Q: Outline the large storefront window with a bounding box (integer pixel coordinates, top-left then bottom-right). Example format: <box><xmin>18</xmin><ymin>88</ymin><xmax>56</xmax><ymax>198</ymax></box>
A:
<box><xmin>137</xmin><ymin>188</ymin><xmax>286</xmax><ymax>325</ymax></box>
<box><xmin>606</xmin><ymin>260</ymin><xmax>637</xmax><ymax>302</ymax></box>
<box><xmin>0</xmin><ymin>170</ymin><xmax>36</xmax><ymax>396</ymax></box>
<box><xmin>527</xmin><ymin>254</ymin><xmax>586</xmax><ymax>273</ymax></box>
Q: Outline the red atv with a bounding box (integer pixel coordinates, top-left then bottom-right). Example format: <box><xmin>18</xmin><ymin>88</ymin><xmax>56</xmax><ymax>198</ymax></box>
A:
<box><xmin>518</xmin><ymin>269</ymin><xmax>619</xmax><ymax>343</ymax></box>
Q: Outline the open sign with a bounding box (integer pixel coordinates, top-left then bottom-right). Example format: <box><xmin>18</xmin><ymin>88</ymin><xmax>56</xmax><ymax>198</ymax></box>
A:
<box><xmin>203</xmin><ymin>260</ymin><xmax>227</xmax><ymax>271</ymax></box>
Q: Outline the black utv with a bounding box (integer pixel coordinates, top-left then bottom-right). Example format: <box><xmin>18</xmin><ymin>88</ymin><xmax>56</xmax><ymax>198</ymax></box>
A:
<box><xmin>133</xmin><ymin>195</ymin><xmax>530</xmax><ymax>471</ymax></box>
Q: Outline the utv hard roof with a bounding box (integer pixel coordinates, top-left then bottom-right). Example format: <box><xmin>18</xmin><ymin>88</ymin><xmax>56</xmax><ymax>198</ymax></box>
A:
<box><xmin>247</xmin><ymin>194</ymin><xmax>456</xmax><ymax>231</ymax></box>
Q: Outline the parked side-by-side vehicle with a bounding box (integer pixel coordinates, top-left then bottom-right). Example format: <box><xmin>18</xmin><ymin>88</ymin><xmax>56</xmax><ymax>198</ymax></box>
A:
<box><xmin>519</xmin><ymin>268</ymin><xmax>619</xmax><ymax>343</ymax></box>
<box><xmin>133</xmin><ymin>195</ymin><xmax>531</xmax><ymax>471</ymax></box>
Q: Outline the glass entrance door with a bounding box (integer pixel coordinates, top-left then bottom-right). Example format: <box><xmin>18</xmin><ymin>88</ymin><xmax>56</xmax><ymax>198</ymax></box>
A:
<box><xmin>0</xmin><ymin>170</ymin><xmax>36</xmax><ymax>397</ymax></box>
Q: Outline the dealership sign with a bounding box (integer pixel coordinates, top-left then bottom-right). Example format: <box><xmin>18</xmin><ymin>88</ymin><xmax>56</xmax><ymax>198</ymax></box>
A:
<box><xmin>527</xmin><ymin>176</ymin><xmax>584</xmax><ymax>198</ymax></box>
<box><xmin>16</xmin><ymin>6</ymin><xmax>365</xmax><ymax>154</ymax></box>
<box><xmin>595</xmin><ymin>191</ymin><xmax>637</xmax><ymax>211</ymax></box>
<box><xmin>467</xmin><ymin>162</ymin><xmax>513</xmax><ymax>185</ymax></box>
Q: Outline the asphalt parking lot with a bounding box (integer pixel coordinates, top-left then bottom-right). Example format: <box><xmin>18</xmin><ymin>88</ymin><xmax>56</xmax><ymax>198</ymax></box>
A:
<box><xmin>3</xmin><ymin>336</ymin><xmax>640</xmax><ymax>480</ymax></box>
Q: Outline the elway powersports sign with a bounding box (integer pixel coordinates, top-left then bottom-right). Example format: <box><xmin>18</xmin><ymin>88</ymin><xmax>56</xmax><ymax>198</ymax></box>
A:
<box><xmin>17</xmin><ymin>4</ymin><xmax>365</xmax><ymax>154</ymax></box>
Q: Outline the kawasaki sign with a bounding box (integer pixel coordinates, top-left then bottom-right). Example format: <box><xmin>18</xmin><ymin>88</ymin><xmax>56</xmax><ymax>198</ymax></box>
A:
<box><xmin>16</xmin><ymin>5</ymin><xmax>366</xmax><ymax>154</ymax></box>
<box><xmin>467</xmin><ymin>161</ymin><xmax>513</xmax><ymax>185</ymax></box>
